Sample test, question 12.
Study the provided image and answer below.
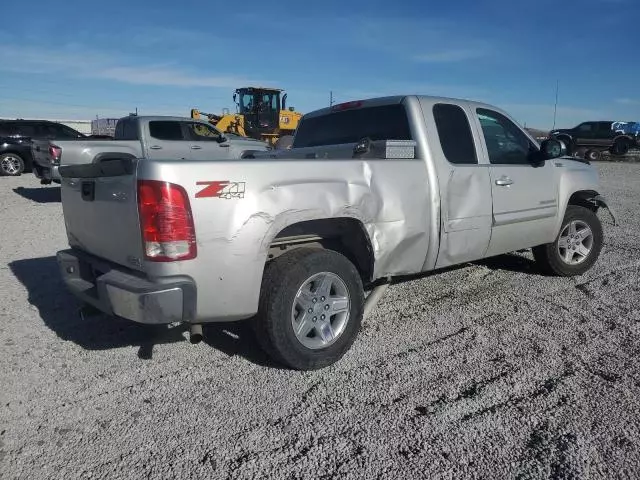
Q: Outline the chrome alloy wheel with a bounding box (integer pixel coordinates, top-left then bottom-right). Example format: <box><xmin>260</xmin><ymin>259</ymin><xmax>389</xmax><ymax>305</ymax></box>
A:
<box><xmin>1</xmin><ymin>155</ymin><xmax>22</xmax><ymax>175</ymax></box>
<box><xmin>557</xmin><ymin>220</ymin><xmax>594</xmax><ymax>265</ymax></box>
<box><xmin>290</xmin><ymin>272</ymin><xmax>350</xmax><ymax>349</ymax></box>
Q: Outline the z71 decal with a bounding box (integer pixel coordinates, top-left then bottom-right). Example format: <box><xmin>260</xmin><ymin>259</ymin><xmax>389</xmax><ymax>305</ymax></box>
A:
<box><xmin>195</xmin><ymin>181</ymin><xmax>246</xmax><ymax>199</ymax></box>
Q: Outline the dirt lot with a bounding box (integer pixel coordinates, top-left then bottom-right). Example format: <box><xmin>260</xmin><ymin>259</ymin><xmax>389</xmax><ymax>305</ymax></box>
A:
<box><xmin>1</xmin><ymin>163</ymin><xmax>640</xmax><ymax>479</ymax></box>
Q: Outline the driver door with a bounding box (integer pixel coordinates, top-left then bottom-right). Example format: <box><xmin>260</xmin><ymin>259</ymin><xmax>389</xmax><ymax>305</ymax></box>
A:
<box><xmin>184</xmin><ymin>122</ymin><xmax>231</xmax><ymax>160</ymax></box>
<box><xmin>474</xmin><ymin>108</ymin><xmax>559</xmax><ymax>256</ymax></box>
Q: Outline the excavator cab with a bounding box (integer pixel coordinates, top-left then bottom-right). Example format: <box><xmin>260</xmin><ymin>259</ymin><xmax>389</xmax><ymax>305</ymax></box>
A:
<box><xmin>234</xmin><ymin>87</ymin><xmax>282</xmax><ymax>138</ymax></box>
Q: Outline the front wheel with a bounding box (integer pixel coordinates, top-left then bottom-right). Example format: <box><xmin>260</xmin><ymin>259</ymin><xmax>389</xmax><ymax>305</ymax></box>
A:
<box><xmin>533</xmin><ymin>205</ymin><xmax>603</xmax><ymax>276</ymax></box>
<box><xmin>254</xmin><ymin>248</ymin><xmax>364</xmax><ymax>370</ymax></box>
<box><xmin>0</xmin><ymin>153</ymin><xmax>25</xmax><ymax>176</ymax></box>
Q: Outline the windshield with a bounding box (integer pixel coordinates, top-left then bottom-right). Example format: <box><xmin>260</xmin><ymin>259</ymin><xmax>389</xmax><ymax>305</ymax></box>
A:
<box><xmin>238</xmin><ymin>91</ymin><xmax>279</xmax><ymax>115</ymax></box>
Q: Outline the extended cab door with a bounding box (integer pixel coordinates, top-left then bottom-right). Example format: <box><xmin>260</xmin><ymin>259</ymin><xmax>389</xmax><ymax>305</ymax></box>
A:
<box><xmin>144</xmin><ymin>120</ymin><xmax>191</xmax><ymax>160</ymax></box>
<box><xmin>184</xmin><ymin>121</ymin><xmax>231</xmax><ymax>160</ymax></box>
<box><xmin>473</xmin><ymin>108</ymin><xmax>559</xmax><ymax>256</ymax></box>
<box><xmin>424</xmin><ymin>101</ymin><xmax>493</xmax><ymax>268</ymax></box>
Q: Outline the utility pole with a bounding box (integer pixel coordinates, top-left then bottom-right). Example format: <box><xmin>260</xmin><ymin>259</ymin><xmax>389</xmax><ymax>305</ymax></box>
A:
<box><xmin>552</xmin><ymin>80</ymin><xmax>559</xmax><ymax>130</ymax></box>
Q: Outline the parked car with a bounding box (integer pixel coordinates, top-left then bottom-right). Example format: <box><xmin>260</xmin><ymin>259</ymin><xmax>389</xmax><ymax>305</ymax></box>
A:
<box><xmin>55</xmin><ymin>95</ymin><xmax>615</xmax><ymax>370</ymax></box>
<box><xmin>31</xmin><ymin>115</ymin><xmax>270</xmax><ymax>184</ymax></box>
<box><xmin>0</xmin><ymin>119</ymin><xmax>89</xmax><ymax>176</ymax></box>
<box><xmin>549</xmin><ymin>120</ymin><xmax>639</xmax><ymax>160</ymax></box>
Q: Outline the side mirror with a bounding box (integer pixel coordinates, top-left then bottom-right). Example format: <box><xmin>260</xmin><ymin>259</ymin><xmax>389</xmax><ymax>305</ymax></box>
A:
<box><xmin>216</xmin><ymin>134</ymin><xmax>228</xmax><ymax>144</ymax></box>
<box><xmin>539</xmin><ymin>138</ymin><xmax>563</xmax><ymax>160</ymax></box>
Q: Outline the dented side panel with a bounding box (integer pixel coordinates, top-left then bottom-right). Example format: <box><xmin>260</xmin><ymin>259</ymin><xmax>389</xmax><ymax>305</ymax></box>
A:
<box><xmin>138</xmin><ymin>157</ymin><xmax>431</xmax><ymax>322</ymax></box>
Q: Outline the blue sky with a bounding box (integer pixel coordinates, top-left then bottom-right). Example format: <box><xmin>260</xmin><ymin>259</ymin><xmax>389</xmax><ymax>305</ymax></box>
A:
<box><xmin>0</xmin><ymin>0</ymin><xmax>638</xmax><ymax>129</ymax></box>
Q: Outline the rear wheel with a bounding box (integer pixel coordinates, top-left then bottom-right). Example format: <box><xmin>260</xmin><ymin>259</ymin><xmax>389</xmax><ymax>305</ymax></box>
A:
<box><xmin>610</xmin><ymin>138</ymin><xmax>630</xmax><ymax>156</ymax></box>
<box><xmin>253</xmin><ymin>248</ymin><xmax>364</xmax><ymax>370</ymax></box>
<box><xmin>533</xmin><ymin>205</ymin><xmax>603</xmax><ymax>276</ymax></box>
<box><xmin>0</xmin><ymin>153</ymin><xmax>25</xmax><ymax>176</ymax></box>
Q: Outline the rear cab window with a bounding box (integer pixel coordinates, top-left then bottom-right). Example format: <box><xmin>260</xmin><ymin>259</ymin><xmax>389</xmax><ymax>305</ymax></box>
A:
<box><xmin>114</xmin><ymin>118</ymin><xmax>139</xmax><ymax>140</ymax></box>
<box><xmin>292</xmin><ymin>103</ymin><xmax>412</xmax><ymax>148</ymax></box>
<box><xmin>432</xmin><ymin>103</ymin><xmax>477</xmax><ymax>165</ymax></box>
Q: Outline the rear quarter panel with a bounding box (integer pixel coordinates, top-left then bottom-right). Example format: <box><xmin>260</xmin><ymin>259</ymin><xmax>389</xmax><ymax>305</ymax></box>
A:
<box><xmin>137</xmin><ymin>157</ymin><xmax>431</xmax><ymax>322</ymax></box>
<box><xmin>59</xmin><ymin>140</ymin><xmax>142</xmax><ymax>166</ymax></box>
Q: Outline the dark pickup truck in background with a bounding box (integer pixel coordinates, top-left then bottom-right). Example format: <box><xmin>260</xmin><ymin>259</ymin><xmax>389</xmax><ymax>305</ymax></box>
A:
<box><xmin>549</xmin><ymin>120</ymin><xmax>639</xmax><ymax>160</ymax></box>
<box><xmin>0</xmin><ymin>119</ymin><xmax>111</xmax><ymax>177</ymax></box>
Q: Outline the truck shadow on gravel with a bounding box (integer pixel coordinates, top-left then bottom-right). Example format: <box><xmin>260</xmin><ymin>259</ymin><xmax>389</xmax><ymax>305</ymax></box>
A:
<box><xmin>12</xmin><ymin>186</ymin><xmax>60</xmax><ymax>203</ymax></box>
<box><xmin>474</xmin><ymin>253</ymin><xmax>542</xmax><ymax>275</ymax></box>
<box><xmin>9</xmin><ymin>256</ymin><xmax>275</xmax><ymax>366</ymax></box>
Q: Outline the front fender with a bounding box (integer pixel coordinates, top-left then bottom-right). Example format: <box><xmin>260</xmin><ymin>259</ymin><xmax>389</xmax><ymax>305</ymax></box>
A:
<box><xmin>593</xmin><ymin>195</ymin><xmax>617</xmax><ymax>226</ymax></box>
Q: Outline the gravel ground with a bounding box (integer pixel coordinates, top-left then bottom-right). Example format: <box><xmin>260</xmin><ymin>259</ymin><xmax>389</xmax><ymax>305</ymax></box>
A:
<box><xmin>1</xmin><ymin>163</ymin><xmax>639</xmax><ymax>480</ymax></box>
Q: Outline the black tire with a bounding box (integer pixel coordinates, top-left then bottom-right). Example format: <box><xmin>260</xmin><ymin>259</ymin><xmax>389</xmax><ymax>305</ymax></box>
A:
<box><xmin>610</xmin><ymin>138</ymin><xmax>629</xmax><ymax>156</ymax></box>
<box><xmin>0</xmin><ymin>153</ymin><xmax>25</xmax><ymax>176</ymax></box>
<box><xmin>533</xmin><ymin>205</ymin><xmax>603</xmax><ymax>277</ymax></box>
<box><xmin>253</xmin><ymin>247</ymin><xmax>364</xmax><ymax>370</ymax></box>
<box><xmin>585</xmin><ymin>149</ymin><xmax>600</xmax><ymax>162</ymax></box>
<box><xmin>573</xmin><ymin>147</ymin><xmax>588</xmax><ymax>159</ymax></box>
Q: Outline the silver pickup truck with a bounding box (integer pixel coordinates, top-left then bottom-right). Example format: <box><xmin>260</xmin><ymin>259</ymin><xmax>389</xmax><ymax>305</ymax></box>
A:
<box><xmin>31</xmin><ymin>115</ymin><xmax>269</xmax><ymax>184</ymax></box>
<box><xmin>56</xmin><ymin>95</ymin><xmax>615</xmax><ymax>370</ymax></box>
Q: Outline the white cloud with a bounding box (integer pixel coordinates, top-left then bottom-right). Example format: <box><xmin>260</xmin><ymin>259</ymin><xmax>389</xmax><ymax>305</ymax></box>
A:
<box><xmin>412</xmin><ymin>48</ymin><xmax>487</xmax><ymax>63</ymax></box>
<box><xmin>615</xmin><ymin>98</ymin><xmax>640</xmax><ymax>106</ymax></box>
<box><xmin>0</xmin><ymin>44</ymin><xmax>268</xmax><ymax>88</ymax></box>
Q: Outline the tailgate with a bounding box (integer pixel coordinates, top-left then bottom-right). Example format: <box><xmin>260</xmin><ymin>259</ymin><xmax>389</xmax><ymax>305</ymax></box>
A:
<box><xmin>59</xmin><ymin>159</ymin><xmax>145</xmax><ymax>271</ymax></box>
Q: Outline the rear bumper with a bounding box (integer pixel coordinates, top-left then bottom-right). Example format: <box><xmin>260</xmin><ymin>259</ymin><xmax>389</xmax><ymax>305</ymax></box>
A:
<box><xmin>57</xmin><ymin>249</ymin><xmax>196</xmax><ymax>324</ymax></box>
<box><xmin>33</xmin><ymin>164</ymin><xmax>61</xmax><ymax>183</ymax></box>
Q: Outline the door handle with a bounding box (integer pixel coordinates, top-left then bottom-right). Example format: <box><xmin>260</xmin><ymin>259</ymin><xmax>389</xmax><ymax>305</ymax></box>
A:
<box><xmin>190</xmin><ymin>145</ymin><xmax>202</xmax><ymax>150</ymax></box>
<box><xmin>149</xmin><ymin>145</ymin><xmax>162</xmax><ymax>150</ymax></box>
<box><xmin>495</xmin><ymin>176</ymin><xmax>513</xmax><ymax>186</ymax></box>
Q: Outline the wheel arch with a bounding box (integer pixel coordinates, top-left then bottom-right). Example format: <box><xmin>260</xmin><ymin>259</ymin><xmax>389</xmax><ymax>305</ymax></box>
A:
<box><xmin>567</xmin><ymin>189</ymin><xmax>601</xmax><ymax>212</ymax></box>
<box><xmin>565</xmin><ymin>189</ymin><xmax>616</xmax><ymax>226</ymax></box>
<box><xmin>268</xmin><ymin>217</ymin><xmax>375</xmax><ymax>284</ymax></box>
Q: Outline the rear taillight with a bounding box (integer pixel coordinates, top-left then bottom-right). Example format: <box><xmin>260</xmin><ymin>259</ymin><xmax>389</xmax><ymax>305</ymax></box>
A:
<box><xmin>137</xmin><ymin>180</ymin><xmax>197</xmax><ymax>262</ymax></box>
<box><xmin>49</xmin><ymin>144</ymin><xmax>62</xmax><ymax>164</ymax></box>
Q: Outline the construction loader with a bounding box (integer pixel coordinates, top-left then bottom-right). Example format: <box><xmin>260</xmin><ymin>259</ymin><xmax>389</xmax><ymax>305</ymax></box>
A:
<box><xmin>191</xmin><ymin>87</ymin><xmax>301</xmax><ymax>147</ymax></box>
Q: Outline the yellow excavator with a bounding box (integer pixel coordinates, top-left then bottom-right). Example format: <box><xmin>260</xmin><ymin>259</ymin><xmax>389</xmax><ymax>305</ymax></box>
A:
<box><xmin>191</xmin><ymin>87</ymin><xmax>302</xmax><ymax>147</ymax></box>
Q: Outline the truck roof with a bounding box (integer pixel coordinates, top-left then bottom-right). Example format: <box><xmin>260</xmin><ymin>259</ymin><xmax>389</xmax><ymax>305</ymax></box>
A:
<box><xmin>302</xmin><ymin>95</ymin><xmax>508</xmax><ymax>119</ymax></box>
<box><xmin>117</xmin><ymin>115</ymin><xmax>209</xmax><ymax>123</ymax></box>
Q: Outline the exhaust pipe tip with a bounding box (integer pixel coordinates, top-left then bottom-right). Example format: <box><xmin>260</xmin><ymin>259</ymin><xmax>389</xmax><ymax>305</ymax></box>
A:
<box><xmin>189</xmin><ymin>323</ymin><xmax>203</xmax><ymax>344</ymax></box>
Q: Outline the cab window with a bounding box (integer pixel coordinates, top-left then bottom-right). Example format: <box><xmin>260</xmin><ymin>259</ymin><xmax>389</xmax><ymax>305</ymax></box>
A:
<box><xmin>186</xmin><ymin>122</ymin><xmax>221</xmax><ymax>140</ymax></box>
<box><xmin>477</xmin><ymin>108</ymin><xmax>533</xmax><ymax>165</ymax></box>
